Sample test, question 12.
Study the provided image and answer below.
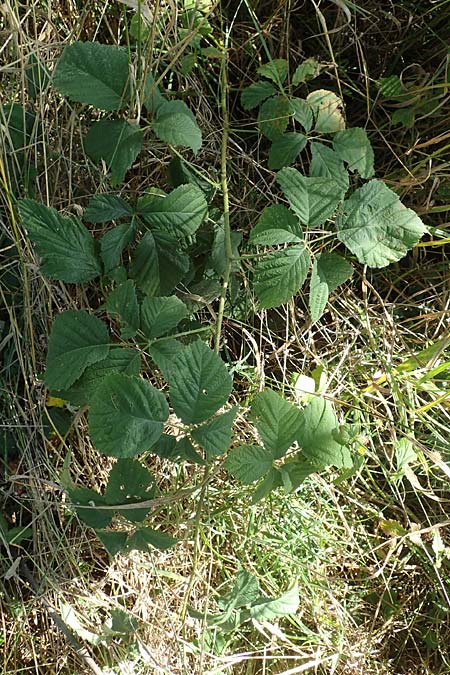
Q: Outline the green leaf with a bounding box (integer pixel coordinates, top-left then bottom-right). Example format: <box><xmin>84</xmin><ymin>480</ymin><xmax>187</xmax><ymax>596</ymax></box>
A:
<box><xmin>52</xmin><ymin>41</ymin><xmax>130</xmax><ymax>111</ymax></box>
<box><xmin>175</xmin><ymin>436</ymin><xmax>205</xmax><ymax>464</ymax></box>
<box><xmin>139</xmin><ymin>184</ymin><xmax>207</xmax><ymax>239</ymax></box>
<box><xmin>253</xmin><ymin>245</ymin><xmax>310</xmax><ymax>309</ymax></box>
<box><xmin>212</xmin><ymin>223</ymin><xmax>242</xmax><ymax>276</ymax></box>
<box><xmin>104</xmin><ymin>280</ymin><xmax>140</xmax><ymax>337</ymax></box>
<box><xmin>277</xmin><ymin>168</ymin><xmax>343</xmax><ymax>226</ymax></box>
<box><xmin>149</xmin><ymin>339</ymin><xmax>185</xmax><ymax>380</ymax></box>
<box><xmin>18</xmin><ymin>199</ymin><xmax>102</xmax><ymax>283</ymax></box>
<box><xmin>296</xmin><ymin>397</ymin><xmax>352</xmax><ymax>468</ymax></box>
<box><xmin>377</xmin><ymin>75</ymin><xmax>404</xmax><ymax>98</ymax></box>
<box><xmin>191</xmin><ymin>407</ymin><xmax>237</xmax><ymax>457</ymax></box>
<box><xmin>129</xmin><ymin>230</ymin><xmax>190</xmax><ymax>296</ymax></box>
<box><xmin>257</xmin><ymin>59</ymin><xmax>288</xmax><ymax>85</ymax></box>
<box><xmin>2</xmin><ymin>104</ymin><xmax>36</xmax><ymax>150</ymax></box>
<box><xmin>56</xmin><ymin>348</ymin><xmax>140</xmax><ymax>407</ymax></box>
<box><xmin>141</xmin><ymin>296</ymin><xmax>188</xmax><ymax>339</ymax></box>
<box><xmin>249</xmin><ymin>204</ymin><xmax>303</xmax><ymax>246</ymax></box>
<box><xmin>126</xmin><ymin>527</ymin><xmax>178</xmax><ymax>552</ymax></box>
<box><xmin>169</xmin><ymin>341</ymin><xmax>232</xmax><ymax>424</ymax></box>
<box><xmin>290</xmin><ymin>98</ymin><xmax>313</xmax><ymax>132</ymax></box>
<box><xmin>333</xmin><ymin>128</ymin><xmax>375</xmax><ymax>179</ymax></box>
<box><xmin>84</xmin><ymin>194</ymin><xmax>133</xmax><ymax>223</ymax></box>
<box><xmin>251</xmin><ymin>390</ymin><xmax>302</xmax><ymax>459</ymax></box>
<box><xmin>96</xmin><ymin>530</ymin><xmax>128</xmax><ymax>556</ymax></box>
<box><xmin>26</xmin><ymin>53</ymin><xmax>50</xmax><ymax>99</ymax></box>
<box><xmin>392</xmin><ymin>108</ymin><xmax>415</xmax><ymax>128</ymax></box>
<box><xmin>292</xmin><ymin>58</ymin><xmax>320</xmax><ymax>85</ymax></box>
<box><xmin>336</xmin><ymin>179</ymin><xmax>427</xmax><ymax>268</ymax></box>
<box><xmin>142</xmin><ymin>72</ymin><xmax>165</xmax><ymax>114</ymax></box>
<box><xmin>85</xmin><ymin>119</ymin><xmax>143</xmax><ymax>186</ymax></box>
<box><xmin>307</xmin><ymin>90</ymin><xmax>345</xmax><ymax>133</ymax></box>
<box><xmin>258</xmin><ymin>96</ymin><xmax>291</xmax><ymax>140</ymax></box>
<box><xmin>153</xmin><ymin>100</ymin><xmax>202</xmax><ymax>153</ymax></box>
<box><xmin>45</xmin><ymin>311</ymin><xmax>110</xmax><ymax>390</ymax></box>
<box><xmin>252</xmin><ymin>468</ymin><xmax>282</xmax><ymax>503</ymax></box>
<box><xmin>241</xmin><ymin>81</ymin><xmax>276</xmax><ymax>110</ymax></box>
<box><xmin>309</xmin><ymin>142</ymin><xmax>349</xmax><ymax>194</ymax></box>
<box><xmin>225</xmin><ymin>445</ymin><xmax>273</xmax><ymax>484</ymax></box>
<box><xmin>309</xmin><ymin>253</ymin><xmax>353</xmax><ymax>323</ymax></box>
<box><xmin>250</xmin><ymin>584</ymin><xmax>299</xmax><ymax>620</ymax></box>
<box><xmin>67</xmin><ymin>486</ymin><xmax>111</xmax><ymax>529</ymax></box>
<box><xmin>104</xmin><ymin>458</ymin><xmax>155</xmax><ymax>522</ymax></box>
<box><xmin>100</xmin><ymin>222</ymin><xmax>136</xmax><ymax>273</ymax></box>
<box><xmin>268</xmin><ymin>132</ymin><xmax>307</xmax><ymax>170</ymax></box>
<box><xmin>219</xmin><ymin>569</ymin><xmax>261</xmax><ymax>610</ymax></box>
<box><xmin>279</xmin><ymin>460</ymin><xmax>315</xmax><ymax>493</ymax></box>
<box><xmin>89</xmin><ymin>373</ymin><xmax>169</xmax><ymax>458</ymax></box>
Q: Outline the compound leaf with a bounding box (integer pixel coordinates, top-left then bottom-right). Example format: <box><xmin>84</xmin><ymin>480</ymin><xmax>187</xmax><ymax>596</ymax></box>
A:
<box><xmin>309</xmin><ymin>252</ymin><xmax>353</xmax><ymax>323</ymax></box>
<box><xmin>251</xmin><ymin>390</ymin><xmax>302</xmax><ymax>459</ymax></box>
<box><xmin>141</xmin><ymin>296</ymin><xmax>188</xmax><ymax>339</ymax></box>
<box><xmin>104</xmin><ymin>280</ymin><xmax>140</xmax><ymax>338</ymax></box>
<box><xmin>249</xmin><ymin>204</ymin><xmax>303</xmax><ymax>246</ymax></box>
<box><xmin>268</xmin><ymin>132</ymin><xmax>307</xmax><ymax>170</ymax></box>
<box><xmin>53</xmin><ymin>41</ymin><xmax>130</xmax><ymax>111</ymax></box>
<box><xmin>253</xmin><ymin>245</ymin><xmax>310</xmax><ymax>309</ymax></box>
<box><xmin>19</xmin><ymin>199</ymin><xmax>102</xmax><ymax>283</ymax></box>
<box><xmin>89</xmin><ymin>373</ymin><xmax>169</xmax><ymax>457</ymax></box>
<box><xmin>129</xmin><ymin>230</ymin><xmax>190</xmax><ymax>296</ymax></box>
<box><xmin>309</xmin><ymin>142</ymin><xmax>349</xmax><ymax>194</ymax></box>
<box><xmin>258</xmin><ymin>96</ymin><xmax>291</xmax><ymax>140</ymax></box>
<box><xmin>225</xmin><ymin>445</ymin><xmax>273</xmax><ymax>484</ymax></box>
<box><xmin>336</xmin><ymin>179</ymin><xmax>427</xmax><ymax>267</ymax></box>
<box><xmin>153</xmin><ymin>100</ymin><xmax>202</xmax><ymax>153</ymax></box>
<box><xmin>100</xmin><ymin>221</ymin><xmax>136</xmax><ymax>273</ymax></box>
<box><xmin>290</xmin><ymin>97</ymin><xmax>313</xmax><ymax>132</ymax></box>
<box><xmin>45</xmin><ymin>310</ymin><xmax>110</xmax><ymax>390</ymax></box>
<box><xmin>104</xmin><ymin>458</ymin><xmax>155</xmax><ymax>522</ymax></box>
<box><xmin>85</xmin><ymin>119</ymin><xmax>143</xmax><ymax>186</ymax></box>
<box><xmin>333</xmin><ymin>128</ymin><xmax>375</xmax><ymax>178</ymax></box>
<box><xmin>191</xmin><ymin>407</ymin><xmax>237</xmax><ymax>457</ymax></box>
<box><xmin>149</xmin><ymin>338</ymin><xmax>184</xmax><ymax>380</ymax></box>
<box><xmin>169</xmin><ymin>341</ymin><xmax>232</xmax><ymax>424</ymax></box>
<box><xmin>257</xmin><ymin>59</ymin><xmax>288</xmax><ymax>85</ymax></box>
<box><xmin>277</xmin><ymin>168</ymin><xmax>343</xmax><ymax>227</ymax></box>
<box><xmin>241</xmin><ymin>81</ymin><xmax>276</xmax><ymax>110</ymax></box>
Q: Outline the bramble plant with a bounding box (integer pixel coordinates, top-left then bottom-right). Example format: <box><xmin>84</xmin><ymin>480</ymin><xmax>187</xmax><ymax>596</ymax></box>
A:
<box><xmin>15</xmin><ymin>37</ymin><xmax>428</xmax><ymax>564</ymax></box>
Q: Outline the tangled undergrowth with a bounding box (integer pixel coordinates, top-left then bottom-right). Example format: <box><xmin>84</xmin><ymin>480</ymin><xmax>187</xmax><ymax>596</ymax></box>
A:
<box><xmin>1</xmin><ymin>1</ymin><xmax>450</xmax><ymax>674</ymax></box>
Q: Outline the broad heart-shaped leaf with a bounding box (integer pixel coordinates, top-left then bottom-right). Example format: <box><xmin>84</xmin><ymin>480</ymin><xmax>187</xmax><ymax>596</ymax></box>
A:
<box><xmin>250</xmin><ymin>390</ymin><xmax>303</xmax><ymax>459</ymax></box>
<box><xmin>149</xmin><ymin>339</ymin><xmax>184</xmax><ymax>380</ymax></box>
<box><xmin>268</xmin><ymin>132</ymin><xmax>307</xmax><ymax>170</ymax></box>
<box><xmin>84</xmin><ymin>119</ymin><xmax>143</xmax><ymax>186</ymax></box>
<box><xmin>191</xmin><ymin>407</ymin><xmax>237</xmax><ymax>457</ymax></box>
<box><xmin>253</xmin><ymin>245</ymin><xmax>310</xmax><ymax>309</ymax></box>
<box><xmin>140</xmin><ymin>296</ymin><xmax>188</xmax><ymax>339</ymax></box>
<box><xmin>225</xmin><ymin>445</ymin><xmax>273</xmax><ymax>484</ymax></box>
<box><xmin>277</xmin><ymin>168</ymin><xmax>343</xmax><ymax>227</ymax></box>
<box><xmin>125</xmin><ymin>527</ymin><xmax>178</xmax><ymax>552</ymax></box>
<box><xmin>257</xmin><ymin>59</ymin><xmax>288</xmax><ymax>85</ymax></box>
<box><xmin>52</xmin><ymin>41</ymin><xmax>130</xmax><ymax>111</ymax></box>
<box><xmin>333</xmin><ymin>128</ymin><xmax>375</xmax><ymax>179</ymax></box>
<box><xmin>258</xmin><ymin>96</ymin><xmax>291</xmax><ymax>140</ymax></box>
<box><xmin>67</xmin><ymin>486</ymin><xmax>111</xmax><ymax>529</ymax></box>
<box><xmin>169</xmin><ymin>341</ymin><xmax>232</xmax><ymax>424</ymax></box>
<box><xmin>104</xmin><ymin>280</ymin><xmax>140</xmax><ymax>338</ymax></box>
<box><xmin>309</xmin><ymin>142</ymin><xmax>349</xmax><ymax>195</ymax></box>
<box><xmin>296</xmin><ymin>397</ymin><xmax>352</xmax><ymax>468</ymax></box>
<box><xmin>241</xmin><ymin>81</ymin><xmax>276</xmax><ymax>110</ymax></box>
<box><xmin>152</xmin><ymin>100</ymin><xmax>202</xmax><ymax>153</ymax></box>
<box><xmin>89</xmin><ymin>373</ymin><xmax>169</xmax><ymax>458</ymax></box>
<box><xmin>55</xmin><ymin>348</ymin><xmax>140</xmax><ymax>407</ymax></box>
<box><xmin>104</xmin><ymin>458</ymin><xmax>155</xmax><ymax>523</ymax></box>
<box><xmin>307</xmin><ymin>90</ymin><xmax>345</xmax><ymax>133</ymax></box>
<box><xmin>129</xmin><ymin>230</ymin><xmax>190</xmax><ymax>296</ymax></box>
<box><xmin>290</xmin><ymin>98</ymin><xmax>313</xmax><ymax>132</ymax></box>
<box><xmin>84</xmin><ymin>194</ymin><xmax>133</xmax><ymax>223</ymax></box>
<box><xmin>309</xmin><ymin>252</ymin><xmax>353</xmax><ymax>323</ymax></box>
<box><xmin>249</xmin><ymin>204</ymin><xmax>303</xmax><ymax>246</ymax></box>
<box><xmin>18</xmin><ymin>199</ymin><xmax>102</xmax><ymax>283</ymax></box>
<box><xmin>336</xmin><ymin>179</ymin><xmax>427</xmax><ymax>268</ymax></box>
<box><xmin>45</xmin><ymin>311</ymin><xmax>110</xmax><ymax>390</ymax></box>
<box><xmin>100</xmin><ymin>221</ymin><xmax>136</xmax><ymax>273</ymax></box>
<box><xmin>250</xmin><ymin>585</ymin><xmax>299</xmax><ymax>621</ymax></box>
<box><xmin>139</xmin><ymin>184</ymin><xmax>207</xmax><ymax>239</ymax></box>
